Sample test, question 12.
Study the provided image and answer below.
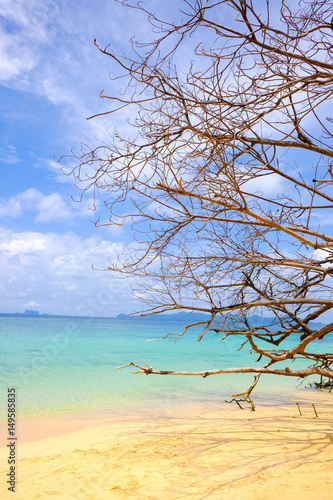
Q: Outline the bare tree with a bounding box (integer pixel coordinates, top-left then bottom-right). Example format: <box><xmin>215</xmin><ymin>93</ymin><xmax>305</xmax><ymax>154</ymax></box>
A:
<box><xmin>69</xmin><ymin>0</ymin><xmax>333</xmax><ymax>406</ymax></box>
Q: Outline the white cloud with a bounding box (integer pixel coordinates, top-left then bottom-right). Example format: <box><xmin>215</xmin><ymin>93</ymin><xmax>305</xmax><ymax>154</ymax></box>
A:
<box><xmin>0</xmin><ymin>234</ymin><xmax>46</xmax><ymax>254</ymax></box>
<box><xmin>34</xmin><ymin>192</ymin><xmax>73</xmax><ymax>222</ymax></box>
<box><xmin>0</xmin><ymin>0</ymin><xmax>189</xmax><ymax>158</ymax></box>
<box><xmin>0</xmin><ymin>188</ymin><xmax>80</xmax><ymax>222</ymax></box>
<box><xmin>0</xmin><ymin>0</ymin><xmax>48</xmax><ymax>85</ymax></box>
<box><xmin>313</xmin><ymin>247</ymin><xmax>333</xmax><ymax>263</ymax></box>
<box><xmin>0</xmin><ymin>0</ymin><xmax>146</xmax><ymax>113</ymax></box>
<box><xmin>0</xmin><ymin>227</ymin><xmax>135</xmax><ymax>316</ymax></box>
<box><xmin>23</xmin><ymin>300</ymin><xmax>38</xmax><ymax>308</ymax></box>
<box><xmin>42</xmin><ymin>158</ymin><xmax>78</xmax><ymax>184</ymax></box>
<box><xmin>242</xmin><ymin>171</ymin><xmax>287</xmax><ymax>197</ymax></box>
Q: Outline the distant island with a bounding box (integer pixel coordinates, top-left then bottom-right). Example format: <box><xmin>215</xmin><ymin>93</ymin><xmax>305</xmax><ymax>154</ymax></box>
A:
<box><xmin>0</xmin><ymin>309</ymin><xmax>49</xmax><ymax>318</ymax></box>
<box><xmin>24</xmin><ymin>309</ymin><xmax>40</xmax><ymax>316</ymax></box>
<box><xmin>116</xmin><ymin>312</ymin><xmax>325</xmax><ymax>330</ymax></box>
<box><xmin>0</xmin><ymin>310</ymin><xmax>325</xmax><ymax>330</ymax></box>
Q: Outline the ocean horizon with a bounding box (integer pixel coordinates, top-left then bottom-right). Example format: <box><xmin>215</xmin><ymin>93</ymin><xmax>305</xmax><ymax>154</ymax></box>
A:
<box><xmin>0</xmin><ymin>316</ymin><xmax>332</xmax><ymax>419</ymax></box>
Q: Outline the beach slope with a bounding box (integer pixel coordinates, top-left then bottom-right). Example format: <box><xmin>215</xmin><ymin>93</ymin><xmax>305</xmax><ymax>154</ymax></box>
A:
<box><xmin>0</xmin><ymin>400</ymin><xmax>332</xmax><ymax>499</ymax></box>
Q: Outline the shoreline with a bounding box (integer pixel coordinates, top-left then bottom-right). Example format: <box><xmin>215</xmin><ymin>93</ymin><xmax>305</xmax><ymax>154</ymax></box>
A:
<box><xmin>0</xmin><ymin>385</ymin><xmax>331</xmax><ymax>446</ymax></box>
<box><xmin>0</xmin><ymin>392</ymin><xmax>332</xmax><ymax>499</ymax></box>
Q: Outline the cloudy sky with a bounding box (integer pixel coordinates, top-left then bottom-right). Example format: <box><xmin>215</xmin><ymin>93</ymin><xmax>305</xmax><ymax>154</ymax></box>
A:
<box><xmin>1</xmin><ymin>0</ymin><xmax>331</xmax><ymax>318</ymax></box>
<box><xmin>0</xmin><ymin>0</ymin><xmax>173</xmax><ymax>316</ymax></box>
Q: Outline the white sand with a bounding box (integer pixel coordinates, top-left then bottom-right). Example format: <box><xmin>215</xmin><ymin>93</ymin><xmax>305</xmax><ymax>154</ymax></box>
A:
<box><xmin>0</xmin><ymin>394</ymin><xmax>332</xmax><ymax>499</ymax></box>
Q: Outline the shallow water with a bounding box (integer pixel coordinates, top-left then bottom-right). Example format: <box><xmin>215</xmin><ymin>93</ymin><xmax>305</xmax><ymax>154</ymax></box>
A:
<box><xmin>0</xmin><ymin>316</ymin><xmax>331</xmax><ymax>417</ymax></box>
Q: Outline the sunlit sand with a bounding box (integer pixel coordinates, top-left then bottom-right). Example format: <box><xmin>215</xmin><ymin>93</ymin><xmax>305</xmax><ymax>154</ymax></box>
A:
<box><xmin>0</xmin><ymin>392</ymin><xmax>331</xmax><ymax>499</ymax></box>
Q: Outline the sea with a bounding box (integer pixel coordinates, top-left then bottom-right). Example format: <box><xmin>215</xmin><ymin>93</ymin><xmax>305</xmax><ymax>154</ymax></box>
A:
<box><xmin>0</xmin><ymin>316</ymin><xmax>332</xmax><ymax>418</ymax></box>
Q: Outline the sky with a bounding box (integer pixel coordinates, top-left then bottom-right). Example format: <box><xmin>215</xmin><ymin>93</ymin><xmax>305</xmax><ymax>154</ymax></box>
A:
<box><xmin>0</xmin><ymin>0</ymin><xmax>331</xmax><ymax>319</ymax></box>
<box><xmin>0</xmin><ymin>0</ymin><xmax>172</xmax><ymax>317</ymax></box>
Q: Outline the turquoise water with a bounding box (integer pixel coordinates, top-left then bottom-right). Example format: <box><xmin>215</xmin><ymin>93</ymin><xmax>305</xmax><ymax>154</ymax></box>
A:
<box><xmin>0</xmin><ymin>316</ymin><xmax>332</xmax><ymax>417</ymax></box>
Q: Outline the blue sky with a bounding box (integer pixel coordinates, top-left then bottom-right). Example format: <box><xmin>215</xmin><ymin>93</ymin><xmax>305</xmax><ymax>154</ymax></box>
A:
<box><xmin>0</xmin><ymin>0</ymin><xmax>331</xmax><ymax>319</ymax></box>
<box><xmin>0</xmin><ymin>0</ymin><xmax>168</xmax><ymax>316</ymax></box>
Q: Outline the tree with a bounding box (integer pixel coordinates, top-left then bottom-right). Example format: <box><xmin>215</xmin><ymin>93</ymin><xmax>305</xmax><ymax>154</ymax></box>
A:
<box><xmin>69</xmin><ymin>0</ymin><xmax>333</xmax><ymax>407</ymax></box>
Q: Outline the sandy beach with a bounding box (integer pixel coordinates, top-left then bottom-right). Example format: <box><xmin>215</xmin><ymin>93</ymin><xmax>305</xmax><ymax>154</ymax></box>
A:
<box><xmin>0</xmin><ymin>392</ymin><xmax>332</xmax><ymax>500</ymax></box>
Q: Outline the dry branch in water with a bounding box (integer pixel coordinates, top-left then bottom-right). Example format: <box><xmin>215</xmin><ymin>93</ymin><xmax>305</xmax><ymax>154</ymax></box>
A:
<box><xmin>69</xmin><ymin>0</ymin><xmax>333</xmax><ymax>404</ymax></box>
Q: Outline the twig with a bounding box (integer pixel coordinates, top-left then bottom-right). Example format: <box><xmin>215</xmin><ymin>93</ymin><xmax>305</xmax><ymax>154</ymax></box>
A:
<box><xmin>312</xmin><ymin>403</ymin><xmax>318</xmax><ymax>418</ymax></box>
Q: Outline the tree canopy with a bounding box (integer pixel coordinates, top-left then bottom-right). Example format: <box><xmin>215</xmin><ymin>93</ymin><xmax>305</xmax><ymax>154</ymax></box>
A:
<box><xmin>69</xmin><ymin>0</ymin><xmax>333</xmax><ymax>405</ymax></box>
